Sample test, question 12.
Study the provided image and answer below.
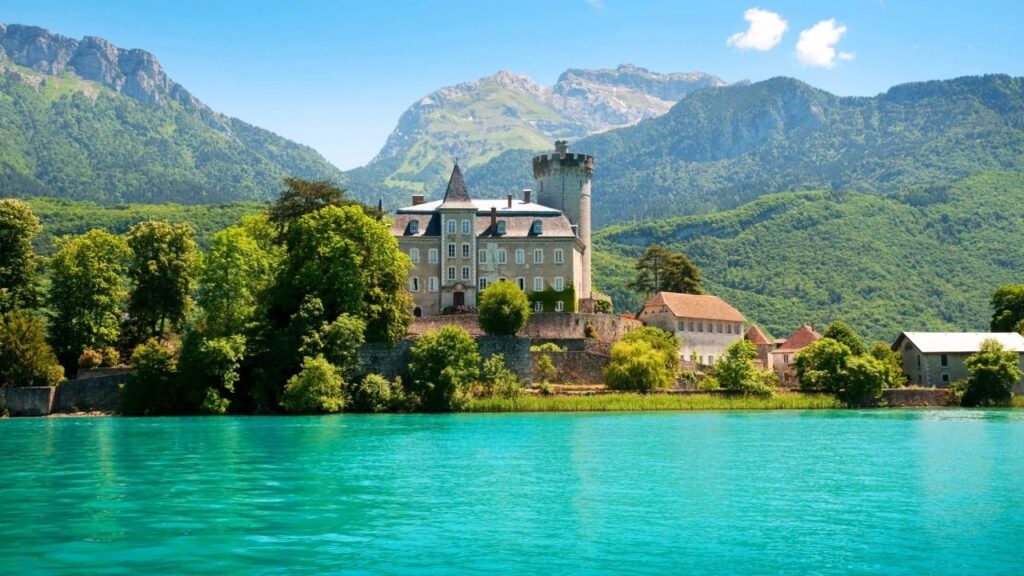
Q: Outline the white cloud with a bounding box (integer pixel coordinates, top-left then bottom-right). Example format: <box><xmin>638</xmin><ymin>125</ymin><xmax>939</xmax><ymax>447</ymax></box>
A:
<box><xmin>727</xmin><ymin>8</ymin><xmax>788</xmax><ymax>51</ymax></box>
<box><xmin>585</xmin><ymin>0</ymin><xmax>605</xmax><ymax>11</ymax></box>
<box><xmin>796</xmin><ymin>19</ymin><xmax>855</xmax><ymax>69</ymax></box>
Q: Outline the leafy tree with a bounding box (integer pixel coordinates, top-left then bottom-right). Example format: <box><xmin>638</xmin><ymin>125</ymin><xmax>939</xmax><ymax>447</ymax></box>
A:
<box><xmin>622</xmin><ymin>326</ymin><xmax>681</xmax><ymax>377</ymax></box>
<box><xmin>268</xmin><ymin>178</ymin><xmax>376</xmax><ymax>233</ymax></box>
<box><xmin>717</xmin><ymin>339</ymin><xmax>774</xmax><ymax>397</ymax></box>
<box><xmin>347</xmin><ymin>374</ymin><xmax>399</xmax><ymax>413</ymax></box>
<box><xmin>604</xmin><ymin>340</ymin><xmax>675</xmax><ymax>391</ymax></box>
<box><xmin>281</xmin><ymin>355</ymin><xmax>346</xmax><ymax>414</ymax></box>
<box><xmin>795</xmin><ymin>338</ymin><xmax>852</xmax><ymax>392</ymax></box>
<box><xmin>0</xmin><ymin>312</ymin><xmax>64</xmax><ymax>387</ymax></box>
<box><xmin>120</xmin><ymin>339</ymin><xmax>180</xmax><ymax>415</ymax></box>
<box><xmin>870</xmin><ymin>342</ymin><xmax>906</xmax><ymax>388</ymax></box>
<box><xmin>300</xmin><ymin>313</ymin><xmax>366</xmax><ymax>378</ymax></box>
<box><xmin>628</xmin><ymin>244</ymin><xmax>703</xmax><ymax>296</ymax></box>
<box><xmin>961</xmin><ymin>339</ymin><xmax>1021</xmax><ymax>406</ymax></box>
<box><xmin>990</xmin><ymin>285</ymin><xmax>1024</xmax><ymax>332</ymax></box>
<box><xmin>478</xmin><ymin>281</ymin><xmax>530</xmax><ymax>336</ymax></box>
<box><xmin>823</xmin><ymin>321</ymin><xmax>866</xmax><ymax>355</ymax></box>
<box><xmin>178</xmin><ymin>333</ymin><xmax>247</xmax><ymax>414</ymax></box>
<box><xmin>0</xmin><ymin>199</ymin><xmax>42</xmax><ymax>313</ymax></box>
<box><xmin>842</xmin><ymin>354</ymin><xmax>886</xmax><ymax>406</ymax></box>
<box><xmin>47</xmin><ymin>230</ymin><xmax>130</xmax><ymax>372</ymax></box>
<box><xmin>407</xmin><ymin>326</ymin><xmax>480</xmax><ymax>411</ymax></box>
<box><xmin>126</xmin><ymin>221</ymin><xmax>198</xmax><ymax>339</ymax></box>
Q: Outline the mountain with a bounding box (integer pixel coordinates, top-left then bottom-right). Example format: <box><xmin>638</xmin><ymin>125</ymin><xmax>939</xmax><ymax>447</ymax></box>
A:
<box><xmin>593</xmin><ymin>171</ymin><xmax>1024</xmax><ymax>342</ymax></box>
<box><xmin>344</xmin><ymin>64</ymin><xmax>725</xmax><ymax>203</ymax></box>
<box><xmin>466</xmin><ymin>75</ymin><xmax>1024</xmax><ymax>226</ymax></box>
<box><xmin>0</xmin><ymin>23</ymin><xmax>345</xmax><ymax>204</ymax></box>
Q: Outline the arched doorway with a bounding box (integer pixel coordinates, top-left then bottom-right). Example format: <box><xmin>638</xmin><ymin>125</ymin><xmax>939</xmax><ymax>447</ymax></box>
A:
<box><xmin>413</xmin><ymin>306</ymin><xmax>422</xmax><ymax>318</ymax></box>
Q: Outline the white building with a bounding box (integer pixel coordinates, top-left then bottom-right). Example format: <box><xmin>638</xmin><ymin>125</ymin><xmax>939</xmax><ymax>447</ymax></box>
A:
<box><xmin>638</xmin><ymin>292</ymin><xmax>747</xmax><ymax>366</ymax></box>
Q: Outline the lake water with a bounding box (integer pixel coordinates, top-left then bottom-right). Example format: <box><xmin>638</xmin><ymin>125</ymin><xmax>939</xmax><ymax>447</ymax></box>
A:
<box><xmin>2</xmin><ymin>410</ymin><xmax>1023</xmax><ymax>575</ymax></box>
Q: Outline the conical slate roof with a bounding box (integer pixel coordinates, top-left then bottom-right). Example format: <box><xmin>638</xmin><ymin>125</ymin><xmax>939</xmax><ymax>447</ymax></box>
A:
<box><xmin>440</xmin><ymin>163</ymin><xmax>475</xmax><ymax>209</ymax></box>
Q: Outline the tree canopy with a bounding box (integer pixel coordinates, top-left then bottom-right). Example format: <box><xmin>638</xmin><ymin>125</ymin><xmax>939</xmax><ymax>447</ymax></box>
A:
<box><xmin>0</xmin><ymin>199</ymin><xmax>42</xmax><ymax>313</ymax></box>
<box><xmin>126</xmin><ymin>221</ymin><xmax>198</xmax><ymax>339</ymax></box>
<box><xmin>628</xmin><ymin>244</ymin><xmax>703</xmax><ymax>297</ymax></box>
<box><xmin>961</xmin><ymin>339</ymin><xmax>1020</xmax><ymax>406</ymax></box>
<box><xmin>478</xmin><ymin>281</ymin><xmax>530</xmax><ymax>336</ymax></box>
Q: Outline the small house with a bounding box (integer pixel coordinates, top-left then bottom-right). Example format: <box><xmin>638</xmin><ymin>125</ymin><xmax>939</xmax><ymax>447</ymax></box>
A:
<box><xmin>638</xmin><ymin>292</ymin><xmax>746</xmax><ymax>367</ymax></box>
<box><xmin>891</xmin><ymin>332</ymin><xmax>1024</xmax><ymax>392</ymax></box>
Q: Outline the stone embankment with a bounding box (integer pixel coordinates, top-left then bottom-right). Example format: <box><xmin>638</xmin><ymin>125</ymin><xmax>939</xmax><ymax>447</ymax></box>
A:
<box><xmin>1</xmin><ymin>368</ymin><xmax>127</xmax><ymax>417</ymax></box>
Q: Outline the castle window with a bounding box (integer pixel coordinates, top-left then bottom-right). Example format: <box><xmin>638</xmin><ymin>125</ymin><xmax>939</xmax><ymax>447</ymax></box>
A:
<box><xmin>462</xmin><ymin>266</ymin><xmax>471</xmax><ymax>281</ymax></box>
<box><xmin>462</xmin><ymin>220</ymin><xmax>471</xmax><ymax>235</ymax></box>
<box><xmin>447</xmin><ymin>220</ymin><xmax>456</xmax><ymax>235</ymax></box>
<box><xmin>429</xmin><ymin>249</ymin><xmax>438</xmax><ymax>264</ymax></box>
<box><xmin>429</xmin><ymin>277</ymin><xmax>438</xmax><ymax>292</ymax></box>
<box><xmin>533</xmin><ymin>249</ymin><xmax>544</xmax><ymax>264</ymax></box>
<box><xmin>516</xmin><ymin>277</ymin><xmax>525</xmax><ymax>291</ymax></box>
<box><xmin>555</xmin><ymin>301</ymin><xmax>564</xmax><ymax>312</ymax></box>
<box><xmin>409</xmin><ymin>221</ymin><xmax>419</xmax><ymax>235</ymax></box>
<box><xmin>532</xmin><ymin>220</ymin><xmax>543</xmax><ymax>235</ymax></box>
<box><xmin>498</xmin><ymin>249</ymin><xmax>507</xmax><ymax>264</ymax></box>
<box><xmin>410</xmin><ymin>277</ymin><xmax>419</xmax><ymax>292</ymax></box>
<box><xmin>462</xmin><ymin>243</ymin><xmax>470</xmax><ymax>259</ymax></box>
<box><xmin>410</xmin><ymin>248</ymin><xmax>420</xmax><ymax>264</ymax></box>
<box><xmin>533</xmin><ymin>277</ymin><xmax>544</xmax><ymax>292</ymax></box>
<box><xmin>554</xmin><ymin>277</ymin><xmax>564</xmax><ymax>292</ymax></box>
<box><xmin>554</xmin><ymin>249</ymin><xmax>564</xmax><ymax>264</ymax></box>
<box><xmin>496</xmin><ymin>220</ymin><xmax>506</xmax><ymax>235</ymax></box>
<box><xmin>479</xmin><ymin>278</ymin><xmax>488</xmax><ymax>291</ymax></box>
<box><xmin>479</xmin><ymin>249</ymin><xmax>487</xmax><ymax>264</ymax></box>
<box><xmin>448</xmin><ymin>243</ymin><xmax>456</xmax><ymax>258</ymax></box>
<box><xmin>515</xmin><ymin>249</ymin><xmax>525</xmax><ymax>264</ymax></box>
<box><xmin>447</xmin><ymin>267</ymin><xmax>455</xmax><ymax>280</ymax></box>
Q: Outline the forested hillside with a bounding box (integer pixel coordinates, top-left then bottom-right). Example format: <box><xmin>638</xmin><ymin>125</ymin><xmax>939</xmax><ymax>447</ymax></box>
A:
<box><xmin>594</xmin><ymin>172</ymin><xmax>1024</xmax><ymax>342</ymax></box>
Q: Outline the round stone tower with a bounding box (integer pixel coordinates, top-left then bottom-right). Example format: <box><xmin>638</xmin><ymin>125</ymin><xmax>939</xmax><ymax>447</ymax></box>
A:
<box><xmin>533</xmin><ymin>140</ymin><xmax>594</xmax><ymax>301</ymax></box>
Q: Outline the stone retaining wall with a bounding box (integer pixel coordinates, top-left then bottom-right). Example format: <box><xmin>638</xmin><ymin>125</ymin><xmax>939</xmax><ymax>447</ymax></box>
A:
<box><xmin>53</xmin><ymin>376</ymin><xmax>125</xmax><ymax>413</ymax></box>
<box><xmin>883</xmin><ymin>387</ymin><xmax>949</xmax><ymax>407</ymax></box>
<box><xmin>360</xmin><ymin>335</ymin><xmax>533</xmax><ymax>385</ymax></box>
<box><xmin>408</xmin><ymin>313</ymin><xmax>641</xmax><ymax>343</ymax></box>
<box><xmin>0</xmin><ymin>386</ymin><xmax>55</xmax><ymax>417</ymax></box>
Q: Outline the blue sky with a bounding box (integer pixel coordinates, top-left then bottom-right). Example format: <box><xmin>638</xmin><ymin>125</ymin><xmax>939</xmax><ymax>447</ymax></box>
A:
<box><xmin>3</xmin><ymin>1</ymin><xmax>1022</xmax><ymax>168</ymax></box>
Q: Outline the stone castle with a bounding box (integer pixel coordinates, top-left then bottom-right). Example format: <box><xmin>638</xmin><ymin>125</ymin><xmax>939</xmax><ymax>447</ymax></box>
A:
<box><xmin>391</xmin><ymin>140</ymin><xmax>594</xmax><ymax>316</ymax></box>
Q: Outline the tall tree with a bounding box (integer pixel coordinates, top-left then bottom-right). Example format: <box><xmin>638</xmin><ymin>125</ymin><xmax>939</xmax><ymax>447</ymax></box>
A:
<box><xmin>47</xmin><ymin>230</ymin><xmax>131</xmax><ymax>371</ymax></box>
<box><xmin>990</xmin><ymin>285</ymin><xmax>1024</xmax><ymax>333</ymax></box>
<box><xmin>0</xmin><ymin>199</ymin><xmax>42</xmax><ymax>313</ymax></box>
<box><xmin>629</xmin><ymin>244</ymin><xmax>703</xmax><ymax>296</ymax></box>
<box><xmin>0</xmin><ymin>311</ymin><xmax>64</xmax><ymax>387</ymax></box>
<box><xmin>268</xmin><ymin>178</ymin><xmax>378</xmax><ymax>233</ymax></box>
<box><xmin>823</xmin><ymin>321</ymin><xmax>866</xmax><ymax>355</ymax></box>
<box><xmin>962</xmin><ymin>339</ymin><xmax>1021</xmax><ymax>406</ymax></box>
<box><xmin>126</xmin><ymin>221</ymin><xmax>198</xmax><ymax>339</ymax></box>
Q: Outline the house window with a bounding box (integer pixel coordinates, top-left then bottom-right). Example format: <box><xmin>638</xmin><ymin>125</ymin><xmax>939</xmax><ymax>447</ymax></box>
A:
<box><xmin>533</xmin><ymin>277</ymin><xmax>544</xmax><ymax>292</ymax></box>
<box><xmin>699</xmin><ymin>355</ymin><xmax>704</xmax><ymax>365</ymax></box>
<box><xmin>462</xmin><ymin>243</ymin><xmax>470</xmax><ymax>259</ymax></box>
<box><xmin>532</xmin><ymin>220</ymin><xmax>543</xmax><ymax>235</ymax></box>
<box><xmin>555</xmin><ymin>301</ymin><xmax>564</xmax><ymax>312</ymax></box>
<box><xmin>448</xmin><ymin>243</ymin><xmax>456</xmax><ymax>258</ymax></box>
<box><xmin>447</xmin><ymin>266</ymin><xmax>455</xmax><ymax>280</ymax></box>
<box><xmin>917</xmin><ymin>355</ymin><xmax>921</xmax><ymax>368</ymax></box>
<box><xmin>708</xmin><ymin>355</ymin><xmax>715</xmax><ymax>365</ymax></box>
<box><xmin>517</xmin><ymin>277</ymin><xmax>526</xmax><ymax>291</ymax></box>
<box><xmin>497</xmin><ymin>249</ymin><xmax>507</xmax><ymax>264</ymax></box>
<box><xmin>942</xmin><ymin>374</ymin><xmax>950</xmax><ymax>384</ymax></box>
<box><xmin>428</xmin><ymin>277</ymin><xmax>438</xmax><ymax>292</ymax></box>
<box><xmin>698</xmin><ymin>322</ymin><xmax>703</xmax><ymax>333</ymax></box>
<box><xmin>409</xmin><ymin>221</ymin><xmax>419</xmax><ymax>235</ymax></box>
<box><xmin>479</xmin><ymin>278</ymin><xmax>488</xmax><ymax>291</ymax></box>
<box><xmin>678</xmin><ymin>321</ymin><xmax>686</xmax><ymax>331</ymax></box>
<box><xmin>429</xmin><ymin>248</ymin><xmax>438</xmax><ymax>264</ymax></box>
<box><xmin>941</xmin><ymin>354</ymin><xmax>948</xmax><ymax>367</ymax></box>
<box><xmin>515</xmin><ymin>249</ymin><xmax>525</xmax><ymax>264</ymax></box>
<box><xmin>554</xmin><ymin>277</ymin><xmax>564</xmax><ymax>292</ymax></box>
<box><xmin>534</xmin><ymin>249</ymin><xmax>544</xmax><ymax>264</ymax></box>
<box><xmin>534</xmin><ymin>301</ymin><xmax>543</xmax><ymax>312</ymax></box>
<box><xmin>718</xmin><ymin>323</ymin><xmax>723</xmax><ymax>334</ymax></box>
<box><xmin>410</xmin><ymin>248</ymin><xmax>420</xmax><ymax>264</ymax></box>
<box><xmin>688</xmin><ymin>320</ymin><xmax>694</xmax><ymax>331</ymax></box>
<box><xmin>410</xmin><ymin>277</ymin><xmax>419</xmax><ymax>292</ymax></box>
<box><xmin>462</xmin><ymin>266</ymin><xmax>471</xmax><ymax>281</ymax></box>
<box><xmin>447</xmin><ymin>220</ymin><xmax>456</xmax><ymax>235</ymax></box>
<box><xmin>479</xmin><ymin>249</ymin><xmax>487</xmax><ymax>263</ymax></box>
<box><xmin>496</xmin><ymin>221</ymin><xmax>506</xmax><ymax>235</ymax></box>
<box><xmin>554</xmin><ymin>249</ymin><xmax>564</xmax><ymax>264</ymax></box>
<box><xmin>783</xmin><ymin>354</ymin><xmax>790</xmax><ymax>365</ymax></box>
<box><xmin>462</xmin><ymin>220</ymin><xmax>471</xmax><ymax>235</ymax></box>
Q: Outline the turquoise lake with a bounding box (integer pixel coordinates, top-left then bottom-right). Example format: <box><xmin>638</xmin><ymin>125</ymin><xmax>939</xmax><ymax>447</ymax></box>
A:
<box><xmin>2</xmin><ymin>410</ymin><xmax>1023</xmax><ymax>574</ymax></box>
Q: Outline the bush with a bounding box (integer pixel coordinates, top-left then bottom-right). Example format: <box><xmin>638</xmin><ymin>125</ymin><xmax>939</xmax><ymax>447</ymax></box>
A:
<box><xmin>281</xmin><ymin>355</ymin><xmax>346</xmax><ymax>414</ymax></box>
<box><xmin>0</xmin><ymin>312</ymin><xmax>64</xmax><ymax>387</ymax></box>
<box><xmin>962</xmin><ymin>339</ymin><xmax>1020</xmax><ymax>406</ymax></box>
<box><xmin>301</xmin><ymin>313</ymin><xmax>366</xmax><ymax>377</ymax></box>
<box><xmin>477</xmin><ymin>281</ymin><xmax>530</xmax><ymax>336</ymax></box>
<box><xmin>178</xmin><ymin>333</ymin><xmax>246</xmax><ymax>414</ymax></box>
<box><xmin>842</xmin><ymin>355</ymin><xmax>886</xmax><ymax>406</ymax></box>
<box><xmin>121</xmin><ymin>339</ymin><xmax>180</xmax><ymax>415</ymax></box>
<box><xmin>348</xmin><ymin>373</ymin><xmax>397</xmax><ymax>413</ymax></box>
<box><xmin>534</xmin><ymin>353</ymin><xmax>559</xmax><ymax>385</ymax></box>
<box><xmin>78</xmin><ymin>349</ymin><xmax>104</xmax><ymax>370</ymax></box>
<box><xmin>622</xmin><ymin>326</ymin><xmax>681</xmax><ymax>377</ymax></box>
<box><xmin>478</xmin><ymin>354</ymin><xmax>522</xmax><ymax>399</ymax></box>
<box><xmin>530</xmin><ymin>342</ymin><xmax>565</xmax><ymax>353</ymax></box>
<box><xmin>584</xmin><ymin>322</ymin><xmax>597</xmax><ymax>339</ymax></box>
<box><xmin>716</xmin><ymin>339</ymin><xmax>775</xmax><ymax>397</ymax></box>
<box><xmin>99</xmin><ymin>347</ymin><xmax>121</xmax><ymax>367</ymax></box>
<box><xmin>407</xmin><ymin>326</ymin><xmax>480</xmax><ymax>411</ymax></box>
<box><xmin>604</xmin><ymin>340</ymin><xmax>675</xmax><ymax>392</ymax></box>
<box><xmin>698</xmin><ymin>375</ymin><xmax>720</xmax><ymax>391</ymax></box>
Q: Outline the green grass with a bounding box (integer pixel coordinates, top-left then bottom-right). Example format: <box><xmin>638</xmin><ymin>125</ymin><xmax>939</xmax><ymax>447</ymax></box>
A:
<box><xmin>463</xmin><ymin>392</ymin><xmax>843</xmax><ymax>413</ymax></box>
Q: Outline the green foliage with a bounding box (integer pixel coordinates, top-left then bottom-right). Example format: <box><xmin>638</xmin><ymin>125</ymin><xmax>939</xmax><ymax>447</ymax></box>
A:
<box><xmin>842</xmin><ymin>354</ymin><xmax>886</xmax><ymax>406</ymax></box>
<box><xmin>823</xmin><ymin>321</ymin><xmax>866</xmax><ymax>355</ymax></box>
<box><xmin>300</xmin><ymin>313</ymin><xmax>366</xmax><ymax>378</ymax></box>
<box><xmin>530</xmin><ymin>342</ymin><xmax>566</xmax><ymax>353</ymax></box>
<box><xmin>281</xmin><ymin>355</ymin><xmax>346</xmax><ymax>414</ymax></box>
<box><xmin>528</xmin><ymin>284</ymin><xmax>576</xmax><ymax>313</ymax></box>
<box><xmin>533</xmin><ymin>354</ymin><xmax>559</xmax><ymax>385</ymax></box>
<box><xmin>0</xmin><ymin>199</ymin><xmax>42</xmax><ymax>313</ymax></box>
<box><xmin>121</xmin><ymin>339</ymin><xmax>179</xmax><ymax>415</ymax></box>
<box><xmin>0</xmin><ymin>311</ymin><xmax>63</xmax><ymax>387</ymax></box>
<box><xmin>126</xmin><ymin>221</ymin><xmax>198</xmax><ymax>339</ymax></box>
<box><xmin>478</xmin><ymin>354</ymin><xmax>522</xmax><ymax>399</ymax></box>
<box><xmin>870</xmin><ymin>342</ymin><xmax>907</xmax><ymax>388</ymax></box>
<box><xmin>716</xmin><ymin>339</ymin><xmax>774</xmax><ymax>397</ymax></box>
<box><xmin>46</xmin><ymin>229</ymin><xmax>130</xmax><ymax>370</ymax></box>
<box><xmin>795</xmin><ymin>338</ymin><xmax>853</xmax><ymax>392</ymax></box>
<box><xmin>605</xmin><ymin>340</ymin><xmax>676</xmax><ymax>392</ymax></box>
<box><xmin>629</xmin><ymin>244</ymin><xmax>703</xmax><ymax>297</ymax></box>
<box><xmin>407</xmin><ymin>326</ymin><xmax>480</xmax><ymax>412</ymax></box>
<box><xmin>347</xmin><ymin>374</ymin><xmax>399</xmax><ymax>413</ymax></box>
<box><xmin>478</xmin><ymin>281</ymin><xmax>530</xmax><ymax>336</ymax></box>
<box><xmin>178</xmin><ymin>333</ymin><xmax>246</xmax><ymax>414</ymax></box>
<box><xmin>268</xmin><ymin>178</ymin><xmax>375</xmax><ymax>232</ymax></box>
<box><xmin>961</xmin><ymin>339</ymin><xmax>1021</xmax><ymax>407</ymax></box>
<box><xmin>990</xmin><ymin>285</ymin><xmax>1024</xmax><ymax>332</ymax></box>
<box><xmin>698</xmin><ymin>376</ymin><xmax>721</xmax><ymax>391</ymax></box>
<box><xmin>77</xmin><ymin>349</ymin><xmax>103</xmax><ymax>370</ymax></box>
<box><xmin>622</xmin><ymin>326</ymin><xmax>681</xmax><ymax>377</ymax></box>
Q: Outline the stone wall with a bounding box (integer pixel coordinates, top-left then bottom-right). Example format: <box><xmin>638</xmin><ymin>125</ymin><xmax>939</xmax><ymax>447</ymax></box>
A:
<box><xmin>359</xmin><ymin>335</ymin><xmax>533</xmax><ymax>385</ymax></box>
<box><xmin>0</xmin><ymin>386</ymin><xmax>55</xmax><ymax>416</ymax></box>
<box><xmin>52</xmin><ymin>375</ymin><xmax>125</xmax><ymax>413</ymax></box>
<box><xmin>408</xmin><ymin>313</ymin><xmax>641</xmax><ymax>343</ymax></box>
<box><xmin>883</xmin><ymin>387</ymin><xmax>949</xmax><ymax>407</ymax></box>
<box><xmin>532</xmin><ymin>339</ymin><xmax>612</xmax><ymax>385</ymax></box>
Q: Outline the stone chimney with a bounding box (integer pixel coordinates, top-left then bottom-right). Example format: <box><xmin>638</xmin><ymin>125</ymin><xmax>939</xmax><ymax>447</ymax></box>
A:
<box><xmin>507</xmin><ymin>193</ymin><xmax>513</xmax><ymax>208</ymax></box>
<box><xmin>412</xmin><ymin>194</ymin><xmax>424</xmax><ymax>206</ymax></box>
<box><xmin>490</xmin><ymin>206</ymin><xmax>497</xmax><ymax>229</ymax></box>
<box><xmin>523</xmin><ymin>189</ymin><xmax>531</xmax><ymax>204</ymax></box>
<box><xmin>555</xmin><ymin>140</ymin><xmax>569</xmax><ymax>158</ymax></box>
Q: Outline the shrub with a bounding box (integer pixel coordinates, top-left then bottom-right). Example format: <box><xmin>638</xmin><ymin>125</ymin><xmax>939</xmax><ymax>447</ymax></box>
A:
<box><xmin>78</xmin><ymin>348</ymin><xmax>104</xmax><ymax>370</ymax></box>
<box><xmin>477</xmin><ymin>281</ymin><xmax>530</xmax><ymax>336</ymax></box>
<box><xmin>0</xmin><ymin>312</ymin><xmax>64</xmax><ymax>387</ymax></box>
<box><xmin>407</xmin><ymin>326</ymin><xmax>480</xmax><ymax>411</ymax></box>
<box><xmin>530</xmin><ymin>342</ymin><xmax>565</xmax><ymax>353</ymax></box>
<box><xmin>584</xmin><ymin>322</ymin><xmax>597</xmax><ymax>339</ymax></box>
<box><xmin>533</xmin><ymin>354</ymin><xmax>559</xmax><ymax>385</ymax></box>
<box><xmin>281</xmin><ymin>355</ymin><xmax>346</xmax><ymax>414</ymax></box>
<box><xmin>716</xmin><ymin>339</ymin><xmax>775</xmax><ymax>397</ymax></box>
<box><xmin>121</xmin><ymin>339</ymin><xmax>180</xmax><ymax>415</ymax></box>
<box><xmin>795</xmin><ymin>338</ymin><xmax>852</xmax><ymax>392</ymax></box>
<box><xmin>348</xmin><ymin>373</ymin><xmax>397</xmax><ymax>413</ymax></box>
<box><xmin>961</xmin><ymin>339</ymin><xmax>1020</xmax><ymax>406</ymax></box>
<box><xmin>698</xmin><ymin>375</ymin><xmax>720</xmax><ymax>391</ymax></box>
<box><xmin>842</xmin><ymin>355</ymin><xmax>886</xmax><ymax>406</ymax></box>
<box><xmin>604</xmin><ymin>340</ymin><xmax>675</xmax><ymax>392</ymax></box>
<box><xmin>99</xmin><ymin>347</ymin><xmax>121</xmax><ymax>367</ymax></box>
<box><xmin>479</xmin><ymin>354</ymin><xmax>522</xmax><ymax>399</ymax></box>
<box><xmin>622</xmin><ymin>326</ymin><xmax>681</xmax><ymax>377</ymax></box>
<box><xmin>301</xmin><ymin>313</ymin><xmax>366</xmax><ymax>377</ymax></box>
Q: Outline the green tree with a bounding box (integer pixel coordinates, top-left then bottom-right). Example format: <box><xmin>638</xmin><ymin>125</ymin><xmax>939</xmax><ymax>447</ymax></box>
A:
<box><xmin>0</xmin><ymin>199</ymin><xmax>42</xmax><ymax>313</ymax></box>
<box><xmin>347</xmin><ymin>374</ymin><xmax>399</xmax><ymax>413</ymax></box>
<box><xmin>990</xmin><ymin>285</ymin><xmax>1024</xmax><ymax>332</ymax></box>
<box><xmin>178</xmin><ymin>333</ymin><xmax>247</xmax><ymax>414</ymax></box>
<box><xmin>843</xmin><ymin>354</ymin><xmax>886</xmax><ymax>406</ymax></box>
<box><xmin>628</xmin><ymin>244</ymin><xmax>703</xmax><ymax>296</ymax></box>
<box><xmin>300</xmin><ymin>313</ymin><xmax>366</xmax><ymax>377</ymax></box>
<box><xmin>823</xmin><ymin>321</ymin><xmax>866</xmax><ymax>355</ymax></box>
<box><xmin>604</xmin><ymin>340</ymin><xmax>675</xmax><ymax>391</ymax></box>
<box><xmin>120</xmin><ymin>339</ymin><xmax>181</xmax><ymax>415</ymax></box>
<box><xmin>478</xmin><ymin>353</ymin><xmax>522</xmax><ymax>399</ymax></box>
<box><xmin>268</xmin><ymin>178</ymin><xmax>376</xmax><ymax>233</ymax></box>
<box><xmin>126</xmin><ymin>221</ymin><xmax>198</xmax><ymax>339</ymax></box>
<box><xmin>622</xmin><ymin>326</ymin><xmax>681</xmax><ymax>377</ymax></box>
<box><xmin>795</xmin><ymin>338</ymin><xmax>852</xmax><ymax>392</ymax></box>
<box><xmin>0</xmin><ymin>312</ymin><xmax>64</xmax><ymax>387</ymax></box>
<box><xmin>961</xmin><ymin>339</ymin><xmax>1021</xmax><ymax>406</ymax></box>
<box><xmin>478</xmin><ymin>281</ymin><xmax>530</xmax><ymax>336</ymax></box>
<box><xmin>869</xmin><ymin>342</ymin><xmax>906</xmax><ymax>388</ymax></box>
<box><xmin>47</xmin><ymin>230</ymin><xmax>130</xmax><ymax>372</ymax></box>
<box><xmin>281</xmin><ymin>355</ymin><xmax>346</xmax><ymax>414</ymax></box>
<box><xmin>716</xmin><ymin>339</ymin><xmax>774</xmax><ymax>397</ymax></box>
<box><xmin>407</xmin><ymin>325</ymin><xmax>480</xmax><ymax>411</ymax></box>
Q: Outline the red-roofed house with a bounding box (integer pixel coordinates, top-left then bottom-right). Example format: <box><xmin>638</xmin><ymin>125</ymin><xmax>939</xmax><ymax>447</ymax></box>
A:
<box><xmin>638</xmin><ymin>292</ymin><xmax>747</xmax><ymax>367</ymax></box>
<box><xmin>771</xmin><ymin>325</ymin><xmax>822</xmax><ymax>387</ymax></box>
<box><xmin>744</xmin><ymin>325</ymin><xmax>776</xmax><ymax>370</ymax></box>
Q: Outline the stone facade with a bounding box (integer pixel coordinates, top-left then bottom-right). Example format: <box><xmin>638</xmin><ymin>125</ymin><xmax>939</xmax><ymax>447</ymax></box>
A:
<box><xmin>0</xmin><ymin>386</ymin><xmax>55</xmax><ymax>416</ymax></box>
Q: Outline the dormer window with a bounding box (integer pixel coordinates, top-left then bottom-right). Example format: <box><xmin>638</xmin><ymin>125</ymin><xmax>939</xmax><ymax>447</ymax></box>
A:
<box><xmin>531</xmin><ymin>219</ymin><xmax>543</xmax><ymax>235</ymax></box>
<box><xmin>496</xmin><ymin>220</ymin><xmax>506</xmax><ymax>235</ymax></box>
<box><xmin>408</xmin><ymin>220</ymin><xmax>419</xmax><ymax>235</ymax></box>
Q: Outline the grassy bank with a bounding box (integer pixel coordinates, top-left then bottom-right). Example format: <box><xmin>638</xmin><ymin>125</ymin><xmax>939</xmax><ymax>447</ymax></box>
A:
<box><xmin>464</xmin><ymin>392</ymin><xmax>843</xmax><ymax>413</ymax></box>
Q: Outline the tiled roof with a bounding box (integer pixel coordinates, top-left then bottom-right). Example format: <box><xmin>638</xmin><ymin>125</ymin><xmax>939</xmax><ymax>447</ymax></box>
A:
<box><xmin>399</xmin><ymin>198</ymin><xmax>561</xmax><ymax>215</ymax></box>
<box><xmin>894</xmin><ymin>332</ymin><xmax>1024</xmax><ymax>354</ymax></box>
<box><xmin>745</xmin><ymin>325</ymin><xmax>772</xmax><ymax>345</ymax></box>
<box><xmin>390</xmin><ymin>212</ymin><xmax>577</xmax><ymax>239</ymax></box>
<box><xmin>643</xmin><ymin>292</ymin><xmax>746</xmax><ymax>322</ymax></box>
<box><xmin>439</xmin><ymin>164</ymin><xmax>474</xmax><ymax>209</ymax></box>
<box><xmin>774</xmin><ymin>325</ymin><xmax>821</xmax><ymax>353</ymax></box>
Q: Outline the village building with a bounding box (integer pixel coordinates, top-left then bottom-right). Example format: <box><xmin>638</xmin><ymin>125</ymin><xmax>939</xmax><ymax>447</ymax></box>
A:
<box><xmin>390</xmin><ymin>141</ymin><xmax>594</xmax><ymax>317</ymax></box>
<box><xmin>744</xmin><ymin>325</ymin><xmax>776</xmax><ymax>370</ymax></box>
<box><xmin>771</xmin><ymin>325</ymin><xmax>822</xmax><ymax>387</ymax></box>
<box><xmin>638</xmin><ymin>292</ymin><xmax>746</xmax><ymax>366</ymax></box>
<box><xmin>891</xmin><ymin>332</ymin><xmax>1024</xmax><ymax>392</ymax></box>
